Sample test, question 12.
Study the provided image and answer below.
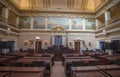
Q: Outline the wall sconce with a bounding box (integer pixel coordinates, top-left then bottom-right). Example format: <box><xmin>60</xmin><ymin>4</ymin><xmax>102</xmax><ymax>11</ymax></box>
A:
<box><xmin>69</xmin><ymin>42</ymin><xmax>72</xmax><ymax>46</ymax></box>
<box><xmin>29</xmin><ymin>40</ymin><xmax>34</xmax><ymax>44</ymax></box>
<box><xmin>45</xmin><ymin>42</ymin><xmax>47</xmax><ymax>45</ymax></box>
<box><xmin>103</xmin><ymin>29</ymin><xmax>106</xmax><ymax>35</ymax></box>
<box><xmin>24</xmin><ymin>40</ymin><xmax>29</xmax><ymax>45</ymax></box>
<box><xmin>76</xmin><ymin>37</ymin><xmax>80</xmax><ymax>40</ymax></box>
<box><xmin>35</xmin><ymin>36</ymin><xmax>40</xmax><ymax>40</ymax></box>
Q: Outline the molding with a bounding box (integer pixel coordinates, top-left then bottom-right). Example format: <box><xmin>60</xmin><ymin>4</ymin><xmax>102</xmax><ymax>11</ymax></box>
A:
<box><xmin>0</xmin><ymin>28</ymin><xmax>19</xmax><ymax>36</ymax></box>
<box><xmin>95</xmin><ymin>28</ymin><xmax>120</xmax><ymax>37</ymax></box>
<box><xmin>19</xmin><ymin>11</ymin><xmax>96</xmax><ymax>18</ymax></box>
<box><xmin>0</xmin><ymin>0</ymin><xmax>20</xmax><ymax>16</ymax></box>
<box><xmin>96</xmin><ymin>0</ymin><xmax>120</xmax><ymax>17</ymax></box>
<box><xmin>0</xmin><ymin>21</ymin><xmax>19</xmax><ymax>32</ymax></box>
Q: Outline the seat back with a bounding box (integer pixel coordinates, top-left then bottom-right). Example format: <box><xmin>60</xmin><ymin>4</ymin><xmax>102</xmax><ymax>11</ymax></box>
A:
<box><xmin>11</xmin><ymin>62</ymin><xmax>23</xmax><ymax>67</ymax></box>
<box><xmin>72</xmin><ymin>61</ymin><xmax>84</xmax><ymax>66</ymax></box>
<box><xmin>88</xmin><ymin>61</ymin><xmax>98</xmax><ymax>66</ymax></box>
<box><xmin>32</xmin><ymin>61</ymin><xmax>45</xmax><ymax>67</ymax></box>
<box><xmin>116</xmin><ymin>59</ymin><xmax>120</xmax><ymax>65</ymax></box>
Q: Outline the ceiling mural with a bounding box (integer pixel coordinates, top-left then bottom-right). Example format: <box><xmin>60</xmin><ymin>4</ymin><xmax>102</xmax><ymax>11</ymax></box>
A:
<box><xmin>10</xmin><ymin>0</ymin><xmax>110</xmax><ymax>13</ymax></box>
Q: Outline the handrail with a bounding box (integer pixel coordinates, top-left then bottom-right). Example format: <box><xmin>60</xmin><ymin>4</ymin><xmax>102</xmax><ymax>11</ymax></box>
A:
<box><xmin>0</xmin><ymin>15</ymin><xmax>7</xmax><ymax>23</ymax></box>
<box><xmin>108</xmin><ymin>15</ymin><xmax>120</xmax><ymax>24</ymax></box>
<box><xmin>7</xmin><ymin>20</ymin><xmax>18</xmax><ymax>28</ymax></box>
<box><xmin>98</xmin><ymin>24</ymin><xmax>105</xmax><ymax>29</ymax></box>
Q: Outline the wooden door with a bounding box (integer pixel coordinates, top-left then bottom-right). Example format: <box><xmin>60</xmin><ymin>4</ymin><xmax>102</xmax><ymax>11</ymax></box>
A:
<box><xmin>74</xmin><ymin>41</ymin><xmax>80</xmax><ymax>53</ymax></box>
<box><xmin>35</xmin><ymin>41</ymin><xmax>42</xmax><ymax>53</ymax></box>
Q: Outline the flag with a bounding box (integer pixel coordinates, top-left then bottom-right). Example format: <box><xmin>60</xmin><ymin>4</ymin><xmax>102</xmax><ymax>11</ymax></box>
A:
<box><xmin>50</xmin><ymin>36</ymin><xmax>52</xmax><ymax>46</ymax></box>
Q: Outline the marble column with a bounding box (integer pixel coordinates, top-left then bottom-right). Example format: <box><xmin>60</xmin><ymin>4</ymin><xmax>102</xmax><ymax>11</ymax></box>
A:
<box><xmin>95</xmin><ymin>19</ymin><xmax>99</xmax><ymax>29</ymax></box>
<box><xmin>69</xmin><ymin>18</ymin><xmax>72</xmax><ymax>30</ymax></box>
<box><xmin>2</xmin><ymin>8</ymin><xmax>9</xmax><ymax>23</ymax></box>
<box><xmin>105</xmin><ymin>11</ymin><xmax>110</xmax><ymax>26</ymax></box>
<box><xmin>83</xmin><ymin>18</ymin><xmax>85</xmax><ymax>30</ymax></box>
<box><xmin>30</xmin><ymin>17</ymin><xmax>34</xmax><ymax>29</ymax></box>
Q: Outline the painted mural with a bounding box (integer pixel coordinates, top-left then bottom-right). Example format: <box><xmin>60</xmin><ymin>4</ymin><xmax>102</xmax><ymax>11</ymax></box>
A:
<box><xmin>19</xmin><ymin>17</ymin><xmax>31</xmax><ymax>29</ymax></box>
<box><xmin>48</xmin><ymin>17</ymin><xmax>69</xmax><ymax>29</ymax></box>
<box><xmin>71</xmin><ymin>18</ymin><xmax>83</xmax><ymax>30</ymax></box>
<box><xmin>33</xmin><ymin>17</ymin><xmax>45</xmax><ymax>29</ymax></box>
<box><xmin>85</xmin><ymin>19</ymin><xmax>95</xmax><ymax>30</ymax></box>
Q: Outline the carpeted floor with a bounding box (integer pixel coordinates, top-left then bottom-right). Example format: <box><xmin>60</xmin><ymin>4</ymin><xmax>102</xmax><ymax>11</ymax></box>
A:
<box><xmin>50</xmin><ymin>61</ymin><xmax>66</xmax><ymax>77</ymax></box>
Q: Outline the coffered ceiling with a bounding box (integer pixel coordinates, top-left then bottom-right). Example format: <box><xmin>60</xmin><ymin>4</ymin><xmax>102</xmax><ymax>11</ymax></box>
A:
<box><xmin>9</xmin><ymin>0</ymin><xmax>111</xmax><ymax>13</ymax></box>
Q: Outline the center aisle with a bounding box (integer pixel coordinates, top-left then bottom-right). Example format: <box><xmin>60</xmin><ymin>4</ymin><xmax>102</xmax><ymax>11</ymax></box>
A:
<box><xmin>50</xmin><ymin>61</ymin><xmax>66</xmax><ymax>77</ymax></box>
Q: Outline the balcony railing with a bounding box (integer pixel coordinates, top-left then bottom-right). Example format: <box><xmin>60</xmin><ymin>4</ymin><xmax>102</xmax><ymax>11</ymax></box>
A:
<box><xmin>98</xmin><ymin>24</ymin><xmax>105</xmax><ymax>29</ymax></box>
<box><xmin>108</xmin><ymin>15</ymin><xmax>120</xmax><ymax>25</ymax></box>
<box><xmin>7</xmin><ymin>20</ymin><xmax>18</xmax><ymax>28</ymax></box>
<box><xmin>0</xmin><ymin>15</ymin><xmax>7</xmax><ymax>23</ymax></box>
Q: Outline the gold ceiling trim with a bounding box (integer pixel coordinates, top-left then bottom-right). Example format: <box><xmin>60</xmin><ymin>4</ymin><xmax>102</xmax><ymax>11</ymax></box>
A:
<box><xmin>9</xmin><ymin>0</ymin><xmax>111</xmax><ymax>13</ymax></box>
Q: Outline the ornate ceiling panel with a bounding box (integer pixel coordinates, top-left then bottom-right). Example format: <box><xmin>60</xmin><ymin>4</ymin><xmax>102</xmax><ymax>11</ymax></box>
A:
<box><xmin>34</xmin><ymin>0</ymin><xmax>44</xmax><ymax>8</ymax></box>
<box><xmin>10</xmin><ymin>0</ymin><xmax>111</xmax><ymax>13</ymax></box>
<box><xmin>72</xmin><ymin>0</ymin><xmax>83</xmax><ymax>9</ymax></box>
<box><xmin>49</xmin><ymin>0</ymin><xmax>68</xmax><ymax>9</ymax></box>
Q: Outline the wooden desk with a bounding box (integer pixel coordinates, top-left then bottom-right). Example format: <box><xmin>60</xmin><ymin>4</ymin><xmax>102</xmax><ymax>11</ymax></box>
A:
<box><xmin>97</xmin><ymin>65</ymin><xmax>120</xmax><ymax>70</ymax></box>
<box><xmin>0</xmin><ymin>67</ymin><xmax>45</xmax><ymax>72</ymax></box>
<box><xmin>0</xmin><ymin>72</ymin><xmax>7</xmax><ymax>77</ymax></box>
<box><xmin>97</xmin><ymin>65</ymin><xmax>120</xmax><ymax>77</ymax></box>
<box><xmin>105</xmin><ymin>69</ymin><xmax>120</xmax><ymax>77</ymax></box>
<box><xmin>99</xmin><ymin>55</ymin><xmax>120</xmax><ymax>64</ymax></box>
<box><xmin>17</xmin><ymin>58</ymin><xmax>52</xmax><ymax>73</ymax></box>
<box><xmin>0</xmin><ymin>67</ymin><xmax>45</xmax><ymax>77</ymax></box>
<box><xmin>9</xmin><ymin>52</ymin><xmax>30</xmax><ymax>57</ymax></box>
<box><xmin>32</xmin><ymin>54</ymin><xmax>54</xmax><ymax>58</ymax></box>
<box><xmin>23</xmin><ymin>56</ymin><xmax>52</xmax><ymax>60</ymax></box>
<box><xmin>0</xmin><ymin>58</ymin><xmax>9</xmax><ymax>62</ymax></box>
<box><xmin>71</xmin><ymin>66</ymin><xmax>106</xmax><ymax>77</ymax></box>
<box><xmin>7</xmin><ymin>72</ymin><xmax>43</xmax><ymax>77</ymax></box>
<box><xmin>64</xmin><ymin>56</ymin><xmax>92</xmax><ymax>59</ymax></box>
<box><xmin>81</xmin><ymin>58</ymin><xmax>99</xmax><ymax>64</ymax></box>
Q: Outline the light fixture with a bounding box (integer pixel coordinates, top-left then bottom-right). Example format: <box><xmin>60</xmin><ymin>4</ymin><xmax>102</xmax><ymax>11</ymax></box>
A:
<box><xmin>35</xmin><ymin>36</ymin><xmax>40</xmax><ymax>40</ymax></box>
<box><xmin>76</xmin><ymin>37</ymin><xmax>80</xmax><ymax>40</ymax></box>
<box><xmin>103</xmin><ymin>29</ymin><xmax>107</xmax><ymax>36</ymax></box>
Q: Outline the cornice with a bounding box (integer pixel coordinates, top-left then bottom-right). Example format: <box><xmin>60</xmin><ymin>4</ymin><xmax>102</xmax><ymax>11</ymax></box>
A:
<box><xmin>19</xmin><ymin>12</ymin><xmax>96</xmax><ymax>18</ymax></box>
<box><xmin>1</xmin><ymin>0</ymin><xmax>119</xmax><ymax>18</ymax></box>
<box><xmin>96</xmin><ymin>0</ymin><xmax>120</xmax><ymax>17</ymax></box>
<box><xmin>20</xmin><ymin>29</ymin><xmax>95</xmax><ymax>33</ymax></box>
<box><xmin>0</xmin><ymin>0</ymin><xmax>20</xmax><ymax>16</ymax></box>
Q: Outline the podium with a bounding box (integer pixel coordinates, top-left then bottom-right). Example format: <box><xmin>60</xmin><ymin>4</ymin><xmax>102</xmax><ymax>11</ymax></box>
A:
<box><xmin>74</xmin><ymin>40</ymin><xmax>83</xmax><ymax>53</ymax></box>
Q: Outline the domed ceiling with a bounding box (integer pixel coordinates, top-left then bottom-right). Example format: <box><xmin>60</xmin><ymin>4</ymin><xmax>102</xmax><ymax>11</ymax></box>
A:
<box><xmin>10</xmin><ymin>0</ymin><xmax>111</xmax><ymax>13</ymax></box>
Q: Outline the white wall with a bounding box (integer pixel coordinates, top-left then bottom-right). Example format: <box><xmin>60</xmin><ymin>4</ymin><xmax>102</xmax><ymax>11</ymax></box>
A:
<box><xmin>18</xmin><ymin>32</ymin><xmax>97</xmax><ymax>51</ymax></box>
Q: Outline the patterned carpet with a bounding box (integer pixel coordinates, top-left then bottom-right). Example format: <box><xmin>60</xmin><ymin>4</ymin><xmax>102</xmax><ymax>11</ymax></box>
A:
<box><xmin>50</xmin><ymin>61</ymin><xmax>66</xmax><ymax>77</ymax></box>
